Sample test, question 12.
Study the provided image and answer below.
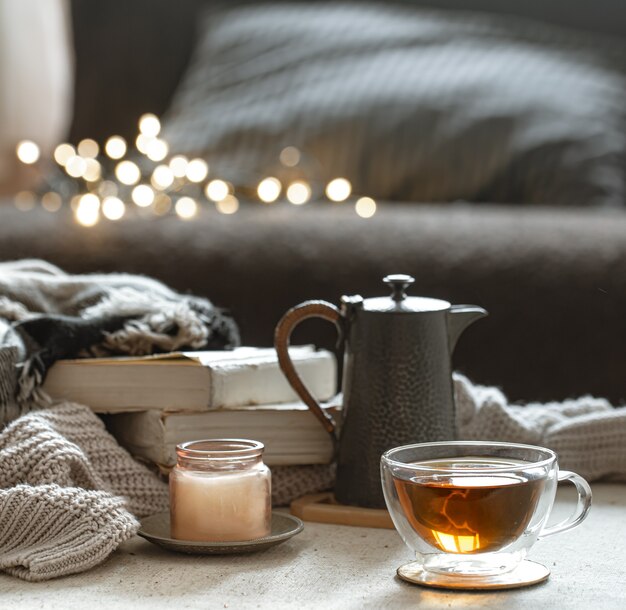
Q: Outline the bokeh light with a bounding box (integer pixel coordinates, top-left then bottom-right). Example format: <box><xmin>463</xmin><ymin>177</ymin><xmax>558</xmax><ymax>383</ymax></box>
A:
<box><xmin>77</xmin><ymin>138</ymin><xmax>99</xmax><ymax>158</ymax></box>
<box><xmin>175</xmin><ymin>196</ymin><xmax>198</xmax><ymax>219</ymax></box>
<box><xmin>205</xmin><ymin>179</ymin><xmax>229</xmax><ymax>202</ymax></box>
<box><xmin>138</xmin><ymin>113</ymin><xmax>161</xmax><ymax>137</ymax></box>
<box><xmin>186</xmin><ymin>158</ymin><xmax>209</xmax><ymax>183</ymax></box>
<box><xmin>83</xmin><ymin>159</ymin><xmax>102</xmax><ymax>182</ymax></box>
<box><xmin>136</xmin><ymin>134</ymin><xmax>153</xmax><ymax>154</ymax></box>
<box><xmin>14</xmin><ymin>191</ymin><xmax>36</xmax><ymax>211</ymax></box>
<box><xmin>132</xmin><ymin>184</ymin><xmax>155</xmax><ymax>207</ymax></box>
<box><xmin>65</xmin><ymin>156</ymin><xmax>87</xmax><ymax>178</ymax></box>
<box><xmin>257</xmin><ymin>177</ymin><xmax>281</xmax><ymax>203</ymax></box>
<box><xmin>146</xmin><ymin>138</ymin><xmax>169</xmax><ymax>162</ymax></box>
<box><xmin>41</xmin><ymin>192</ymin><xmax>63</xmax><ymax>212</ymax></box>
<box><xmin>151</xmin><ymin>165</ymin><xmax>175</xmax><ymax>190</ymax></box>
<box><xmin>153</xmin><ymin>194</ymin><xmax>172</xmax><ymax>216</ymax></box>
<box><xmin>286</xmin><ymin>181</ymin><xmax>311</xmax><ymax>205</ymax></box>
<box><xmin>104</xmin><ymin>136</ymin><xmax>127</xmax><ymax>159</ymax></box>
<box><xmin>16</xmin><ymin>140</ymin><xmax>40</xmax><ymax>165</ymax></box>
<box><xmin>325</xmin><ymin>178</ymin><xmax>352</xmax><ymax>202</ymax></box>
<box><xmin>169</xmin><ymin>155</ymin><xmax>188</xmax><ymax>178</ymax></box>
<box><xmin>355</xmin><ymin>196</ymin><xmax>377</xmax><ymax>218</ymax></box>
<box><xmin>115</xmin><ymin>160</ymin><xmax>141</xmax><ymax>185</ymax></box>
<box><xmin>54</xmin><ymin>143</ymin><xmax>75</xmax><ymax>166</ymax></box>
<box><xmin>280</xmin><ymin>146</ymin><xmax>301</xmax><ymax>167</ymax></box>
<box><xmin>102</xmin><ymin>196</ymin><xmax>126</xmax><ymax>220</ymax></box>
<box><xmin>216</xmin><ymin>194</ymin><xmax>239</xmax><ymax>214</ymax></box>
<box><xmin>75</xmin><ymin>193</ymin><xmax>100</xmax><ymax>227</ymax></box>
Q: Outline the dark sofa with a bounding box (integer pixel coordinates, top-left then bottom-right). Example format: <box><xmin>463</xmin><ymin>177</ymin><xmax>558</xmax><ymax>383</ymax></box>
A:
<box><xmin>1</xmin><ymin>0</ymin><xmax>625</xmax><ymax>404</ymax></box>
<box><xmin>2</xmin><ymin>202</ymin><xmax>626</xmax><ymax>404</ymax></box>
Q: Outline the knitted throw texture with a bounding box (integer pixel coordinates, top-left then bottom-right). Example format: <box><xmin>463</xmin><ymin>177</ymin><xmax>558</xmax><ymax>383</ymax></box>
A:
<box><xmin>1</xmin><ymin>260</ymin><xmax>625</xmax><ymax>582</ymax></box>
<box><xmin>0</xmin><ymin>403</ymin><xmax>168</xmax><ymax>581</ymax></box>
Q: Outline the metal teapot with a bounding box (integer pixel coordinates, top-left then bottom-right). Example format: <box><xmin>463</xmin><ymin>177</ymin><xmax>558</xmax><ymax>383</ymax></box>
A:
<box><xmin>274</xmin><ymin>274</ymin><xmax>487</xmax><ymax>508</ymax></box>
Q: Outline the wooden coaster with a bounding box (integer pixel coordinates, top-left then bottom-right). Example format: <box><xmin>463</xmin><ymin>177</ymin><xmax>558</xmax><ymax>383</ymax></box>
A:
<box><xmin>290</xmin><ymin>492</ymin><xmax>394</xmax><ymax>529</ymax></box>
<box><xmin>397</xmin><ymin>559</ymin><xmax>550</xmax><ymax>590</ymax></box>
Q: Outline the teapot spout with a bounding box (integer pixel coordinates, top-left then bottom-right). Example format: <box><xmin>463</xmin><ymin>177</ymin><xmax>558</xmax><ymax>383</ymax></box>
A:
<box><xmin>447</xmin><ymin>304</ymin><xmax>488</xmax><ymax>352</ymax></box>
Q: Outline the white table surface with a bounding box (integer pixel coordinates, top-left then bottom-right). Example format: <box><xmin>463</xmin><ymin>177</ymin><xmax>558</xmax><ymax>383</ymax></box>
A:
<box><xmin>1</xmin><ymin>483</ymin><xmax>625</xmax><ymax>609</ymax></box>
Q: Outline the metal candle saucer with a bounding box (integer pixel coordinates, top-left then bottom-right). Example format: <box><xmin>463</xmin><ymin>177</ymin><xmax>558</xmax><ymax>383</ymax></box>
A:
<box><xmin>138</xmin><ymin>511</ymin><xmax>303</xmax><ymax>555</ymax></box>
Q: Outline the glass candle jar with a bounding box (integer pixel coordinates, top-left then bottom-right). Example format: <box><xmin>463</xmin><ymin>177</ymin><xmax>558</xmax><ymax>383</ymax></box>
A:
<box><xmin>169</xmin><ymin>439</ymin><xmax>271</xmax><ymax>542</ymax></box>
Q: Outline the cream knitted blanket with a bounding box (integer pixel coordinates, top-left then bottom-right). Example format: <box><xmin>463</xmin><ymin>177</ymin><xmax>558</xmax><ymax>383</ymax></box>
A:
<box><xmin>0</xmin><ymin>403</ymin><xmax>168</xmax><ymax>581</ymax></box>
<box><xmin>454</xmin><ymin>374</ymin><xmax>626</xmax><ymax>481</ymax></box>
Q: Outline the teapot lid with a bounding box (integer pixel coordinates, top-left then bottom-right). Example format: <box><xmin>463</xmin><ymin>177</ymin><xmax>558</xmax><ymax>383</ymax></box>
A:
<box><xmin>356</xmin><ymin>274</ymin><xmax>450</xmax><ymax>313</ymax></box>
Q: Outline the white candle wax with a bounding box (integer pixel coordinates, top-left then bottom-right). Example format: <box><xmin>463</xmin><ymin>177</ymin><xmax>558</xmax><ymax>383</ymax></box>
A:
<box><xmin>170</xmin><ymin>468</ymin><xmax>271</xmax><ymax>542</ymax></box>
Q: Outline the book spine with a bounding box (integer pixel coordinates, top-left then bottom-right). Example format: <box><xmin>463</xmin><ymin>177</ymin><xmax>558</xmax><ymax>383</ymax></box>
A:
<box><xmin>208</xmin><ymin>353</ymin><xmax>336</xmax><ymax>409</ymax></box>
<box><xmin>106</xmin><ymin>411</ymin><xmax>171</xmax><ymax>465</ymax></box>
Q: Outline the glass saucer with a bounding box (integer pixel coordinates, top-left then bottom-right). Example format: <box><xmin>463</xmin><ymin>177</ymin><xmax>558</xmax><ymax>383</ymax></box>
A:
<box><xmin>138</xmin><ymin>511</ymin><xmax>303</xmax><ymax>554</ymax></box>
<box><xmin>397</xmin><ymin>559</ymin><xmax>550</xmax><ymax>590</ymax></box>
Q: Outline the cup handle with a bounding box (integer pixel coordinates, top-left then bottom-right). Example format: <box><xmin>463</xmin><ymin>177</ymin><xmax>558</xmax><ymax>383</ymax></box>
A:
<box><xmin>537</xmin><ymin>470</ymin><xmax>592</xmax><ymax>540</ymax></box>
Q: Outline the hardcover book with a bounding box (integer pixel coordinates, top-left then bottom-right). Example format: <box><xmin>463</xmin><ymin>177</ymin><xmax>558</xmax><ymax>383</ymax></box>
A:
<box><xmin>104</xmin><ymin>400</ymin><xmax>339</xmax><ymax>467</ymax></box>
<box><xmin>43</xmin><ymin>346</ymin><xmax>336</xmax><ymax>413</ymax></box>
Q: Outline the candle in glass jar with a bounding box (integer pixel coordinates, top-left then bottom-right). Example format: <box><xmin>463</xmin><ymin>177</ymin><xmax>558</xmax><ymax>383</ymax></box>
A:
<box><xmin>170</xmin><ymin>439</ymin><xmax>271</xmax><ymax>542</ymax></box>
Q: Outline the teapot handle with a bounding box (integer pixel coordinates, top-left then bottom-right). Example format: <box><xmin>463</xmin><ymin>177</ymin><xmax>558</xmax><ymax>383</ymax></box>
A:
<box><xmin>274</xmin><ymin>301</ymin><xmax>342</xmax><ymax>440</ymax></box>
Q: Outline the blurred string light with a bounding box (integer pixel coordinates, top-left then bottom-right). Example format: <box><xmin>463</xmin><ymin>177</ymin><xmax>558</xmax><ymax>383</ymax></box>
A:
<box><xmin>205</xmin><ymin>179</ymin><xmax>229</xmax><ymax>202</ymax></box>
<box><xmin>83</xmin><ymin>158</ymin><xmax>101</xmax><ymax>182</ymax></box>
<box><xmin>326</xmin><ymin>178</ymin><xmax>351</xmax><ymax>202</ymax></box>
<box><xmin>257</xmin><ymin>177</ymin><xmax>281</xmax><ymax>203</ymax></box>
<box><xmin>138</xmin><ymin>113</ymin><xmax>161</xmax><ymax>137</ymax></box>
<box><xmin>104</xmin><ymin>136</ymin><xmax>126</xmax><ymax>159</ymax></box>
<box><xmin>102</xmin><ymin>196</ymin><xmax>126</xmax><ymax>220</ymax></box>
<box><xmin>286</xmin><ymin>181</ymin><xmax>311</xmax><ymax>205</ymax></box>
<box><xmin>16</xmin><ymin>141</ymin><xmax>40</xmax><ymax>164</ymax></box>
<box><xmin>14</xmin><ymin>191</ymin><xmax>36</xmax><ymax>210</ymax></box>
<box><xmin>186</xmin><ymin>158</ymin><xmax>209</xmax><ymax>183</ymax></box>
<box><xmin>115</xmin><ymin>160</ymin><xmax>141</xmax><ymax>185</ymax></box>
<box><xmin>216</xmin><ymin>194</ymin><xmax>239</xmax><ymax>215</ymax></box>
<box><xmin>169</xmin><ymin>155</ymin><xmax>188</xmax><ymax>177</ymax></box>
<box><xmin>41</xmin><ymin>192</ymin><xmax>63</xmax><ymax>212</ymax></box>
<box><xmin>145</xmin><ymin>138</ymin><xmax>168</xmax><ymax>162</ymax></box>
<box><xmin>54</xmin><ymin>143</ymin><xmax>75</xmax><ymax>166</ymax></box>
<box><xmin>151</xmin><ymin>165</ymin><xmax>174</xmax><ymax>190</ymax></box>
<box><xmin>355</xmin><ymin>196</ymin><xmax>376</xmax><ymax>218</ymax></box>
<box><xmin>175</xmin><ymin>196</ymin><xmax>198</xmax><ymax>219</ymax></box>
<box><xmin>77</xmin><ymin>139</ymin><xmax>99</xmax><ymax>158</ymax></box>
<box><xmin>280</xmin><ymin>146</ymin><xmax>300</xmax><ymax>167</ymax></box>
<box><xmin>65</xmin><ymin>155</ymin><xmax>87</xmax><ymax>178</ymax></box>
<box><xmin>135</xmin><ymin>133</ymin><xmax>152</xmax><ymax>155</ymax></box>
<box><xmin>131</xmin><ymin>184</ymin><xmax>155</xmax><ymax>207</ymax></box>
<box><xmin>75</xmin><ymin>193</ymin><xmax>100</xmax><ymax>227</ymax></box>
<box><xmin>153</xmin><ymin>194</ymin><xmax>172</xmax><ymax>216</ymax></box>
<box><xmin>13</xmin><ymin>114</ymin><xmax>378</xmax><ymax>227</ymax></box>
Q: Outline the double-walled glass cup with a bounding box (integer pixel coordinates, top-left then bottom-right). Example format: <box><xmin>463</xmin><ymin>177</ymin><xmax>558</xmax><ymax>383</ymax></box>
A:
<box><xmin>381</xmin><ymin>441</ymin><xmax>591</xmax><ymax>577</ymax></box>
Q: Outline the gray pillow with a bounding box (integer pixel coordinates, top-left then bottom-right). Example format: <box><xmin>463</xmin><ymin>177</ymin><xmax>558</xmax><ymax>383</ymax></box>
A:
<box><xmin>162</xmin><ymin>2</ymin><xmax>626</xmax><ymax>206</ymax></box>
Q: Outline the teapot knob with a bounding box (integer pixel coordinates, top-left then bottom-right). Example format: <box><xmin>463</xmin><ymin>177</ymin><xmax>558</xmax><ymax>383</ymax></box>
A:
<box><xmin>383</xmin><ymin>274</ymin><xmax>415</xmax><ymax>301</ymax></box>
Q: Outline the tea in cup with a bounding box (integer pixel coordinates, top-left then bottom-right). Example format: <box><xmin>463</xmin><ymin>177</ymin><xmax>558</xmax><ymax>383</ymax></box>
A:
<box><xmin>381</xmin><ymin>441</ymin><xmax>591</xmax><ymax>579</ymax></box>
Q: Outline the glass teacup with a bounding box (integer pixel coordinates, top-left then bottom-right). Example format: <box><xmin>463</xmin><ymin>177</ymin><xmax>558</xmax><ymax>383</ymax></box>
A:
<box><xmin>381</xmin><ymin>441</ymin><xmax>592</xmax><ymax>577</ymax></box>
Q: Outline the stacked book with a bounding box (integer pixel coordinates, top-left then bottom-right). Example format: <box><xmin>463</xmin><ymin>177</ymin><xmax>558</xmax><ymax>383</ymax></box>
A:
<box><xmin>43</xmin><ymin>346</ymin><xmax>338</xmax><ymax>469</ymax></box>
